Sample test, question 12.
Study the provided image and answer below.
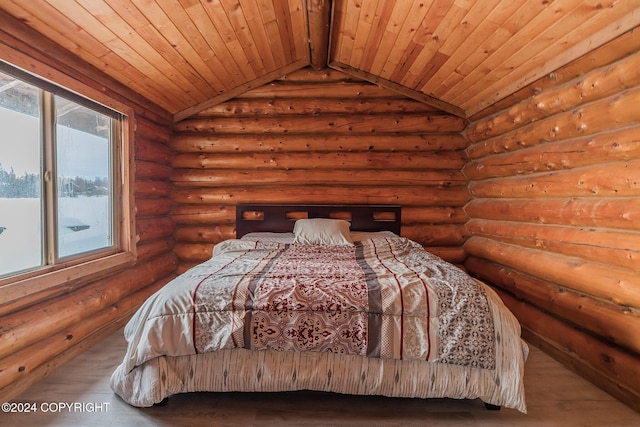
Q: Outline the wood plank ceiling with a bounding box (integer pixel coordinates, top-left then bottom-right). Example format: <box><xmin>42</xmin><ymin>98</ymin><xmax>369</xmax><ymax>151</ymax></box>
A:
<box><xmin>0</xmin><ymin>0</ymin><xmax>638</xmax><ymax>121</ymax></box>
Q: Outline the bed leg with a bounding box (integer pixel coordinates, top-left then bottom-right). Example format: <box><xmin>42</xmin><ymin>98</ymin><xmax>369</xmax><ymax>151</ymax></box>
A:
<box><xmin>483</xmin><ymin>402</ymin><xmax>501</xmax><ymax>411</ymax></box>
<box><xmin>154</xmin><ymin>397</ymin><xmax>169</xmax><ymax>407</ymax></box>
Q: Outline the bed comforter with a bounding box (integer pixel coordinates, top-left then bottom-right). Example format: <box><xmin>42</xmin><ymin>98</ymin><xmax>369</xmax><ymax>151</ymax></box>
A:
<box><xmin>111</xmin><ymin>236</ymin><xmax>527</xmax><ymax>412</ymax></box>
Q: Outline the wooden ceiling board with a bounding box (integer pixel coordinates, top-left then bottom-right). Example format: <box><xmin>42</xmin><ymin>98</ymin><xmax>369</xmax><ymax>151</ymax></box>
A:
<box><xmin>330</xmin><ymin>0</ymin><xmax>640</xmax><ymax>118</ymax></box>
<box><xmin>140</xmin><ymin>0</ymin><xmax>247</xmax><ymax>89</ymax></box>
<box><xmin>420</xmin><ymin>0</ymin><xmax>521</xmax><ymax>97</ymax></box>
<box><xmin>442</xmin><ymin>0</ymin><xmax>587</xmax><ymax>107</ymax></box>
<box><xmin>398</xmin><ymin>2</ymin><xmax>468</xmax><ymax>90</ymax></box>
<box><xmin>0</xmin><ymin>0</ymin><xmax>638</xmax><ymax>120</ymax></box>
<box><xmin>99</xmin><ymin>1</ymin><xmax>216</xmax><ymax>100</ymax></box>
<box><xmin>176</xmin><ymin>0</ymin><xmax>250</xmax><ymax>86</ymax></box>
<box><xmin>287</xmin><ymin>0</ymin><xmax>309</xmax><ymax>62</ymax></box>
<box><xmin>383</xmin><ymin>1</ymin><xmax>442</xmax><ymax>83</ymax></box>
<box><xmin>215</xmin><ymin>0</ymin><xmax>266</xmax><ymax>79</ymax></box>
<box><xmin>344</xmin><ymin>0</ymin><xmax>376</xmax><ymax>68</ymax></box>
<box><xmin>368</xmin><ymin>1</ymin><xmax>416</xmax><ymax>77</ymax></box>
<box><xmin>78</xmin><ymin>0</ymin><xmax>206</xmax><ymax>106</ymax></box>
<box><xmin>0</xmin><ymin>0</ymin><xmax>310</xmax><ymax>119</ymax></box>
<box><xmin>393</xmin><ymin>0</ymin><xmax>456</xmax><ymax>86</ymax></box>
<box><xmin>433</xmin><ymin>0</ymin><xmax>550</xmax><ymax>104</ymax></box>
<box><xmin>1</xmin><ymin>0</ymin><xmax>187</xmax><ymax>111</ymax></box>
<box><xmin>459</xmin><ymin>0</ymin><xmax>640</xmax><ymax>114</ymax></box>
<box><xmin>241</xmin><ymin>1</ymin><xmax>277</xmax><ymax>71</ymax></box>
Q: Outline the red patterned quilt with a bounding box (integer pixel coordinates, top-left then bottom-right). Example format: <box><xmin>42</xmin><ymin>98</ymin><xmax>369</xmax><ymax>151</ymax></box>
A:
<box><xmin>190</xmin><ymin>237</ymin><xmax>495</xmax><ymax>368</ymax></box>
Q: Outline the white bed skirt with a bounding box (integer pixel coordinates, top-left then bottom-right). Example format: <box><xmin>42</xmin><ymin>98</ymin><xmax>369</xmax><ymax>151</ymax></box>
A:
<box><xmin>110</xmin><ymin>283</ymin><xmax>528</xmax><ymax>413</ymax></box>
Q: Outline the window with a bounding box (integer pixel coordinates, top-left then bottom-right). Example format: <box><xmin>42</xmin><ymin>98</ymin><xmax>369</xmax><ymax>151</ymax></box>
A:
<box><xmin>0</xmin><ymin>61</ymin><xmax>134</xmax><ymax>288</ymax></box>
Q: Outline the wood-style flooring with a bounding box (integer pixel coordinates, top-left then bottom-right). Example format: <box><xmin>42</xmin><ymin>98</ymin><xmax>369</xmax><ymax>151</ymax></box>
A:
<box><xmin>2</xmin><ymin>329</ymin><xmax>639</xmax><ymax>427</ymax></box>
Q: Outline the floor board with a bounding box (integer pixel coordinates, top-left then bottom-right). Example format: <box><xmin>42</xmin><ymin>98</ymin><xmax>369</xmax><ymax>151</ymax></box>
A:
<box><xmin>2</xmin><ymin>329</ymin><xmax>639</xmax><ymax>426</ymax></box>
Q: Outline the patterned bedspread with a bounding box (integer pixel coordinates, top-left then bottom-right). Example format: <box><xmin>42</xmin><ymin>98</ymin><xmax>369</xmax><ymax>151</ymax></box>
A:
<box><xmin>119</xmin><ymin>236</ymin><xmax>496</xmax><ymax>374</ymax></box>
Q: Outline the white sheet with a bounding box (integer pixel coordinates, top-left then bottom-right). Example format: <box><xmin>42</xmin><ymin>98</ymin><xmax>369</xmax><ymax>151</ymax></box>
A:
<box><xmin>111</xmin><ymin>235</ymin><xmax>528</xmax><ymax>412</ymax></box>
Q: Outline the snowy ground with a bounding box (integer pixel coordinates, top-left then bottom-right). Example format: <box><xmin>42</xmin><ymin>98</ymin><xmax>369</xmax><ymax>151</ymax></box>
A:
<box><xmin>0</xmin><ymin>196</ymin><xmax>110</xmax><ymax>276</ymax></box>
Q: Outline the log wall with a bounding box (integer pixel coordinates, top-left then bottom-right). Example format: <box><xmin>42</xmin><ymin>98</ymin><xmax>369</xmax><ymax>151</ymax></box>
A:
<box><xmin>463</xmin><ymin>28</ymin><xmax>640</xmax><ymax>412</ymax></box>
<box><xmin>0</xmin><ymin>13</ymin><xmax>177</xmax><ymax>402</ymax></box>
<box><xmin>170</xmin><ymin>68</ymin><xmax>469</xmax><ymax>273</ymax></box>
<box><xmin>3</xmin><ymin>7</ymin><xmax>638</xmax><ymax>413</ymax></box>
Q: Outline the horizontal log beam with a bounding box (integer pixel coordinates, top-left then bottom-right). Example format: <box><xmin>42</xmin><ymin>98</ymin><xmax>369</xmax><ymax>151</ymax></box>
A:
<box><xmin>464</xmin><ymin>236</ymin><xmax>640</xmax><ymax>308</ymax></box>
<box><xmin>134</xmin><ymin>179</ymin><xmax>172</xmax><ymax>198</ymax></box>
<box><xmin>174</xmin><ymin>243</ymin><xmax>216</xmax><ymax>263</ymax></box>
<box><xmin>236</xmin><ymin>81</ymin><xmax>403</xmax><ymax>99</ymax></box>
<box><xmin>135</xmin><ymin>115</ymin><xmax>172</xmax><ymax>143</ymax></box>
<box><xmin>496</xmin><ymin>290</ymin><xmax>640</xmax><ymax>413</ymax></box>
<box><xmin>171</xmin><ymin>169</ymin><xmax>466</xmax><ymax>188</ymax></box>
<box><xmin>135</xmin><ymin>135</ymin><xmax>172</xmax><ymax>164</ymax></box>
<box><xmin>174</xmin><ymin>113</ymin><xmax>466</xmax><ymax>134</ymax></box>
<box><xmin>426</xmin><ymin>247</ymin><xmax>466</xmax><ymax>264</ymax></box>
<box><xmin>402</xmin><ymin>206</ymin><xmax>468</xmax><ymax>224</ymax></box>
<box><xmin>466</xmin><ymin>256</ymin><xmax>640</xmax><ymax>355</ymax></box>
<box><xmin>172</xmin><ymin>205</ymin><xmax>235</xmax><ymax>225</ymax></box>
<box><xmin>199</xmin><ymin>97</ymin><xmax>441</xmax><ymax>116</ymax></box>
<box><xmin>136</xmin><ymin>239</ymin><xmax>174</xmax><ymax>262</ymax></box>
<box><xmin>277</xmin><ymin>68</ymin><xmax>356</xmax><ymax>82</ymax></box>
<box><xmin>469</xmin><ymin>160</ymin><xmax>640</xmax><ymax>198</ymax></box>
<box><xmin>466</xmin><ymin>87</ymin><xmax>640</xmax><ymax>159</ymax></box>
<box><xmin>135</xmin><ymin>160</ymin><xmax>172</xmax><ymax>180</ymax></box>
<box><xmin>0</xmin><ymin>276</ymin><xmax>172</xmax><ymax>402</ymax></box>
<box><xmin>465</xmin><ymin>198</ymin><xmax>640</xmax><ymax>231</ymax></box>
<box><xmin>170</xmin><ymin>133</ymin><xmax>469</xmax><ymax>153</ymax></box>
<box><xmin>171</xmin><ymin>151</ymin><xmax>467</xmax><ymax>171</ymax></box>
<box><xmin>174</xmin><ymin>225</ymin><xmax>235</xmax><ymax>243</ymax></box>
<box><xmin>465</xmin><ymin>50</ymin><xmax>640</xmax><ymax>143</ymax></box>
<box><xmin>463</xmin><ymin>126</ymin><xmax>640</xmax><ymax>180</ymax></box>
<box><xmin>402</xmin><ymin>224</ymin><xmax>468</xmax><ymax>246</ymax></box>
<box><xmin>136</xmin><ymin>217</ymin><xmax>174</xmax><ymax>243</ymax></box>
<box><xmin>135</xmin><ymin>197</ymin><xmax>174</xmax><ymax>218</ymax></box>
<box><xmin>466</xmin><ymin>218</ymin><xmax>640</xmax><ymax>271</ymax></box>
<box><xmin>172</xmin><ymin>186</ymin><xmax>470</xmax><ymax>207</ymax></box>
<box><xmin>0</xmin><ymin>253</ymin><xmax>177</xmax><ymax>361</ymax></box>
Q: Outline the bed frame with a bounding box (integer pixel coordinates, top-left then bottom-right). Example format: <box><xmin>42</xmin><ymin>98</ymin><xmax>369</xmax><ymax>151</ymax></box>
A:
<box><xmin>234</xmin><ymin>204</ymin><xmax>504</xmax><ymax>411</ymax></box>
<box><xmin>235</xmin><ymin>204</ymin><xmax>402</xmax><ymax>237</ymax></box>
<box><xmin>130</xmin><ymin>204</ymin><xmax>524</xmax><ymax>411</ymax></box>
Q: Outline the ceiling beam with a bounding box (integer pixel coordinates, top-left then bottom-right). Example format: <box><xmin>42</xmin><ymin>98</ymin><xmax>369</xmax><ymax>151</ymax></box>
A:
<box><xmin>173</xmin><ymin>59</ymin><xmax>309</xmax><ymax>122</ymax></box>
<box><xmin>306</xmin><ymin>0</ymin><xmax>332</xmax><ymax>70</ymax></box>
<box><xmin>329</xmin><ymin>62</ymin><xmax>468</xmax><ymax>119</ymax></box>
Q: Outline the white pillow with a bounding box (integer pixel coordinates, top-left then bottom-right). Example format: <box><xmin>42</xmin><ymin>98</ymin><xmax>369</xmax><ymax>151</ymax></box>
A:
<box><xmin>293</xmin><ymin>218</ymin><xmax>354</xmax><ymax>246</ymax></box>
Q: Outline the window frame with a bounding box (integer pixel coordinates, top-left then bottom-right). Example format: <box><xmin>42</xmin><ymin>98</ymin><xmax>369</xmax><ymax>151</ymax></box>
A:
<box><xmin>0</xmin><ymin>57</ymin><xmax>136</xmax><ymax>309</ymax></box>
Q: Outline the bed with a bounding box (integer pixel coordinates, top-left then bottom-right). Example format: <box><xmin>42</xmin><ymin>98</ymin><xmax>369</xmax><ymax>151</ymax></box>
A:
<box><xmin>110</xmin><ymin>204</ymin><xmax>527</xmax><ymax>412</ymax></box>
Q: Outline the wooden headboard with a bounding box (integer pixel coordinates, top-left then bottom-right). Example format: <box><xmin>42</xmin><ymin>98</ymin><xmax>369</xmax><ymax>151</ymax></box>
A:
<box><xmin>236</xmin><ymin>204</ymin><xmax>401</xmax><ymax>238</ymax></box>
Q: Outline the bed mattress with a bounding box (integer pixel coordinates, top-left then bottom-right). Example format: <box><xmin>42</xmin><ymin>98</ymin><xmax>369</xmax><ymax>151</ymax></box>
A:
<box><xmin>110</xmin><ymin>232</ymin><xmax>527</xmax><ymax>412</ymax></box>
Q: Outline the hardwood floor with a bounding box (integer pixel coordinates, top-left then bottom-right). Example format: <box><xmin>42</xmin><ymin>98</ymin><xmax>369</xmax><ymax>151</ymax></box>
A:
<box><xmin>3</xmin><ymin>329</ymin><xmax>639</xmax><ymax>427</ymax></box>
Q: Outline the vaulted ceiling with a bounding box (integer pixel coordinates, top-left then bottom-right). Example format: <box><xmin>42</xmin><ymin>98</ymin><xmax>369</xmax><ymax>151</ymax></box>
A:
<box><xmin>0</xmin><ymin>0</ymin><xmax>638</xmax><ymax>122</ymax></box>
